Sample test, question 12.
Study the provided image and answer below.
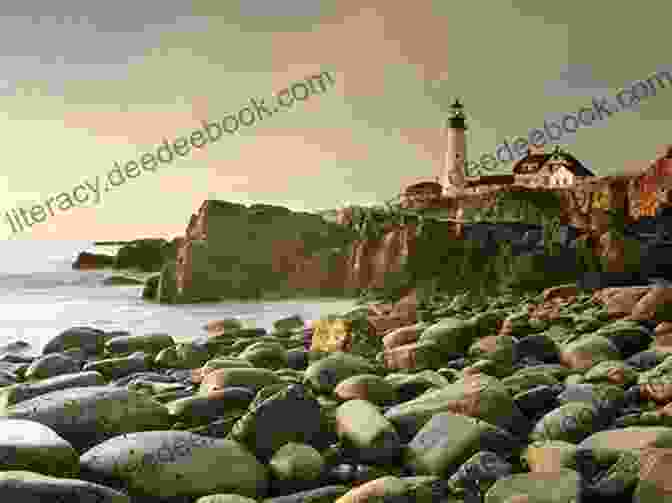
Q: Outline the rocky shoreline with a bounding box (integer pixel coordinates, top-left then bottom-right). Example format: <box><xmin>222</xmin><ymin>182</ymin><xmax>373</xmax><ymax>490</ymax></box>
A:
<box><xmin>1</xmin><ymin>283</ymin><xmax>672</xmax><ymax>502</ymax></box>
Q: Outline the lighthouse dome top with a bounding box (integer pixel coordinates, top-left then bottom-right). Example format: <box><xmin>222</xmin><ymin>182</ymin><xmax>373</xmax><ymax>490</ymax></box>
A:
<box><xmin>446</xmin><ymin>98</ymin><xmax>467</xmax><ymax>130</ymax></box>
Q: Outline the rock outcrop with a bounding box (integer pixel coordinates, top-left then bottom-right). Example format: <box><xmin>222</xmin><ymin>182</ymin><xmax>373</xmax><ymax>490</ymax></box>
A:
<box><xmin>72</xmin><ymin>252</ymin><xmax>115</xmax><ymax>270</ymax></box>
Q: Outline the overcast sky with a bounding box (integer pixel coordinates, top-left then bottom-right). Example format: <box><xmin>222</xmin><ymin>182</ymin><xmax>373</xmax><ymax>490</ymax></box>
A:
<box><xmin>1</xmin><ymin>0</ymin><xmax>671</xmax><ymax>240</ymax></box>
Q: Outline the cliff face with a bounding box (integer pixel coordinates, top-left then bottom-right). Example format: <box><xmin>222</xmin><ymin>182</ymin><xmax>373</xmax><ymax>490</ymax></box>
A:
<box><xmin>154</xmin><ymin>200</ymin><xmax>360</xmax><ymax>303</ymax></box>
<box><xmin>150</xmin><ymin>172</ymin><xmax>671</xmax><ymax>304</ymax></box>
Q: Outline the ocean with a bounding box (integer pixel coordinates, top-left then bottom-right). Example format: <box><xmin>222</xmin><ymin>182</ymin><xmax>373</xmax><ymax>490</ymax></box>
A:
<box><xmin>0</xmin><ymin>240</ymin><xmax>357</xmax><ymax>355</ymax></box>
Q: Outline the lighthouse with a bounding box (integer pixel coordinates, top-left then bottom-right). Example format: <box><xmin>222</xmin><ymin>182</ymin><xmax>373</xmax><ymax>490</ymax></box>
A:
<box><xmin>441</xmin><ymin>99</ymin><xmax>467</xmax><ymax>195</ymax></box>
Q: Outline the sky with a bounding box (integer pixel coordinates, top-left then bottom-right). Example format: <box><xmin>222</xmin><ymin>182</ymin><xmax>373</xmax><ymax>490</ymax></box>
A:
<box><xmin>1</xmin><ymin>0</ymin><xmax>671</xmax><ymax>241</ymax></box>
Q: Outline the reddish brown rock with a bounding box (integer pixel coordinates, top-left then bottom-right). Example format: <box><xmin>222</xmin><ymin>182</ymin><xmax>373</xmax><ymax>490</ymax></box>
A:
<box><xmin>542</xmin><ymin>284</ymin><xmax>580</xmax><ymax>303</ymax></box>
<box><xmin>591</xmin><ymin>287</ymin><xmax>651</xmax><ymax>319</ymax></box>
<box><xmin>638</xmin><ymin>447</ymin><xmax>672</xmax><ymax>499</ymax></box>
<box><xmin>382</xmin><ymin>324</ymin><xmax>423</xmax><ymax>351</ymax></box>
<box><xmin>628</xmin><ymin>286</ymin><xmax>672</xmax><ymax>322</ymax></box>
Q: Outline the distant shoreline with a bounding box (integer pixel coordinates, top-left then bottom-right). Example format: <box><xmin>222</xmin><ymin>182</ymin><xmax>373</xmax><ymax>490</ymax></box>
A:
<box><xmin>94</xmin><ymin>241</ymin><xmax>129</xmax><ymax>245</ymax></box>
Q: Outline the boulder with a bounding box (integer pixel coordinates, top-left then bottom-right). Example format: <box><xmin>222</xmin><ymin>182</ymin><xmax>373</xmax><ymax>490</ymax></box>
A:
<box><xmin>335</xmin><ymin>399</ymin><xmax>401</xmax><ymax>464</ymax></box>
<box><xmin>72</xmin><ymin>251</ymin><xmax>116</xmax><ymax>269</ymax></box>
<box><xmin>166</xmin><ymin>387</ymin><xmax>254</xmax><ymax>426</ymax></box>
<box><xmin>83</xmin><ymin>352</ymin><xmax>150</xmax><ymax>380</ymax></box>
<box><xmin>381</xmin><ymin>323</ymin><xmax>425</xmax><ymax>350</ymax></box>
<box><xmin>80</xmin><ymin>430</ymin><xmax>268</xmax><ymax>499</ymax></box>
<box><xmin>484</xmin><ymin>468</ymin><xmax>582</xmax><ymax>503</ymax></box>
<box><xmin>228</xmin><ymin>383</ymin><xmax>322</xmax><ymax>460</ymax></box>
<box><xmin>0</xmin><ymin>471</ymin><xmax>130</xmax><ymax>502</ymax></box>
<box><xmin>155</xmin><ymin>342</ymin><xmax>210</xmax><ymax>369</ymax></box>
<box><xmin>333</xmin><ymin>374</ymin><xmax>397</xmax><ymax>405</ymax></box>
<box><xmin>23</xmin><ymin>353</ymin><xmax>81</xmax><ymax>381</ymax></box>
<box><xmin>0</xmin><ymin>386</ymin><xmax>172</xmax><ymax>451</ymax></box>
<box><xmin>384</xmin><ymin>373</ymin><xmax>528</xmax><ymax>438</ymax></box>
<box><xmin>0</xmin><ymin>371</ymin><xmax>105</xmax><ymax>408</ymax></box>
<box><xmin>200</xmin><ymin>368</ymin><xmax>281</xmax><ymax>393</ymax></box>
<box><xmin>268</xmin><ymin>442</ymin><xmax>325</xmax><ymax>482</ymax></box>
<box><xmin>42</xmin><ymin>327</ymin><xmax>107</xmax><ymax>355</ymax></box>
<box><xmin>0</xmin><ymin>419</ymin><xmax>79</xmax><ymax>477</ymax></box>
<box><xmin>382</xmin><ymin>341</ymin><xmax>445</xmax><ymax>371</ymax></box>
<box><xmin>104</xmin><ymin>333</ymin><xmax>174</xmax><ymax>355</ymax></box>
<box><xmin>560</xmin><ymin>334</ymin><xmax>621</xmax><ymax>371</ymax></box>
<box><xmin>303</xmin><ymin>352</ymin><xmax>377</xmax><ymax>394</ymax></box>
<box><xmin>405</xmin><ymin>412</ymin><xmax>521</xmax><ymax>476</ymax></box>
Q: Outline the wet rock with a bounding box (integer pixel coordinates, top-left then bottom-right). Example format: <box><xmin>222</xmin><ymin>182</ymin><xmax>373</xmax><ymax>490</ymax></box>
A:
<box><xmin>583</xmin><ymin>360</ymin><xmax>639</xmax><ymax>387</ymax></box>
<box><xmin>0</xmin><ymin>386</ymin><xmax>172</xmax><ymax>451</ymax></box>
<box><xmin>334</xmin><ymin>374</ymin><xmax>398</xmax><ymax>405</ymax></box>
<box><xmin>522</xmin><ymin>440</ymin><xmax>578</xmax><ymax>473</ymax></box>
<box><xmin>560</xmin><ymin>334</ymin><xmax>621</xmax><ymax>371</ymax></box>
<box><xmin>196</xmin><ymin>495</ymin><xmax>258</xmax><ymax>503</ymax></box>
<box><xmin>514</xmin><ymin>334</ymin><xmax>560</xmax><ymax>363</ymax></box>
<box><xmin>24</xmin><ymin>352</ymin><xmax>81</xmax><ymax>380</ymax></box>
<box><xmin>303</xmin><ymin>352</ymin><xmax>377</xmax><ymax>394</ymax></box>
<box><xmin>334</xmin><ymin>475</ymin><xmax>442</xmax><ymax>503</ymax></box>
<box><xmin>384</xmin><ymin>374</ymin><xmax>529</xmax><ymax>439</ymax></box>
<box><xmin>514</xmin><ymin>385</ymin><xmax>560</xmax><ymax>420</ymax></box>
<box><xmin>273</xmin><ymin>315</ymin><xmax>304</xmax><ymax>333</ymax></box>
<box><xmin>268</xmin><ymin>442</ymin><xmax>325</xmax><ymax>482</ymax></box>
<box><xmin>200</xmin><ymin>367</ymin><xmax>282</xmax><ymax>393</ymax></box>
<box><xmin>286</xmin><ymin>348</ymin><xmax>309</xmax><ymax>370</ymax></box>
<box><xmin>0</xmin><ymin>340</ymin><xmax>32</xmax><ymax>354</ymax></box>
<box><xmin>626</xmin><ymin>350</ymin><xmax>666</xmax><ymax>371</ymax></box>
<box><xmin>0</xmin><ymin>419</ymin><xmax>79</xmax><ymax>477</ymax></box>
<box><xmin>104</xmin><ymin>333</ymin><xmax>174</xmax><ymax>355</ymax></box>
<box><xmin>83</xmin><ymin>352</ymin><xmax>150</xmax><ymax>380</ymax></box>
<box><xmin>42</xmin><ymin>326</ymin><xmax>107</xmax><ymax>355</ymax></box>
<box><xmin>203</xmin><ymin>318</ymin><xmax>244</xmax><ymax>334</ymax></box>
<box><xmin>79</xmin><ymin>430</ymin><xmax>268</xmax><ymax>500</ymax></box>
<box><xmin>326</xmin><ymin>463</ymin><xmax>397</xmax><ymax>486</ymax></box>
<box><xmin>634</xmin><ymin>446</ymin><xmax>672</xmax><ymax>503</ymax></box>
<box><xmin>530</xmin><ymin>402</ymin><xmax>601</xmax><ymax>443</ymax></box>
<box><xmin>0</xmin><ymin>470</ymin><xmax>130</xmax><ymax>502</ymax></box>
<box><xmin>405</xmin><ymin>412</ymin><xmax>520</xmax><ymax>477</ymax></box>
<box><xmin>111</xmin><ymin>371</ymin><xmax>179</xmax><ymax>387</ymax></box>
<box><xmin>263</xmin><ymin>485</ymin><xmax>350</xmax><ymax>503</ymax></box>
<box><xmin>628</xmin><ymin>286</ymin><xmax>672</xmax><ymax>322</ymax></box>
<box><xmin>484</xmin><ymin>468</ymin><xmax>582</xmax><ymax>503</ymax></box>
<box><xmin>418</xmin><ymin>317</ymin><xmax>481</xmax><ymax>358</ymax></box>
<box><xmin>449</xmin><ymin>451</ymin><xmax>513</xmax><ymax>497</ymax></box>
<box><xmin>228</xmin><ymin>383</ymin><xmax>322</xmax><ymax>460</ymax></box>
<box><xmin>335</xmin><ymin>399</ymin><xmax>401</xmax><ymax>464</ymax></box>
<box><xmin>239</xmin><ymin>342</ymin><xmax>288</xmax><ymax>370</ymax></box>
<box><xmin>155</xmin><ymin>342</ymin><xmax>210</xmax><ymax>369</ymax></box>
<box><xmin>0</xmin><ymin>371</ymin><xmax>105</xmax><ymax>408</ymax></box>
<box><xmin>593</xmin><ymin>319</ymin><xmax>654</xmax><ymax>359</ymax></box>
<box><xmin>166</xmin><ymin>387</ymin><xmax>254</xmax><ymax>426</ymax></box>
<box><xmin>382</xmin><ymin>341</ymin><xmax>445</xmax><ymax>371</ymax></box>
<box><xmin>382</xmin><ymin>323</ymin><xmax>426</xmax><ymax>351</ymax></box>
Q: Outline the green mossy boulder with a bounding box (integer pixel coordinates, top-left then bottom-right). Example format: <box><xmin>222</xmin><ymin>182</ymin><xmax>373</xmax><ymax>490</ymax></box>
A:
<box><xmin>405</xmin><ymin>412</ymin><xmax>521</xmax><ymax>476</ymax></box>
<box><xmin>530</xmin><ymin>402</ymin><xmax>599</xmax><ymax>444</ymax></box>
<box><xmin>484</xmin><ymin>468</ymin><xmax>581</xmax><ymax>503</ymax></box>
<box><xmin>79</xmin><ymin>431</ymin><xmax>268</xmax><ymax>499</ymax></box>
<box><xmin>303</xmin><ymin>352</ymin><xmax>378</xmax><ymax>394</ymax></box>
<box><xmin>384</xmin><ymin>374</ymin><xmax>527</xmax><ymax>437</ymax></box>
<box><xmin>239</xmin><ymin>342</ymin><xmax>288</xmax><ymax>370</ymax></box>
<box><xmin>335</xmin><ymin>399</ymin><xmax>401</xmax><ymax>463</ymax></box>
<box><xmin>268</xmin><ymin>442</ymin><xmax>325</xmax><ymax>481</ymax></box>
<box><xmin>104</xmin><ymin>333</ymin><xmax>174</xmax><ymax>355</ymax></box>
<box><xmin>155</xmin><ymin>342</ymin><xmax>210</xmax><ymax>369</ymax></box>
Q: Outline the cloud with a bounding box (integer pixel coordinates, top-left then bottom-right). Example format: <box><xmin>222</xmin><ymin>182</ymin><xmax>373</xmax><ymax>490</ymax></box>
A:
<box><xmin>0</xmin><ymin>2</ymin><xmax>208</xmax><ymax>96</ymax></box>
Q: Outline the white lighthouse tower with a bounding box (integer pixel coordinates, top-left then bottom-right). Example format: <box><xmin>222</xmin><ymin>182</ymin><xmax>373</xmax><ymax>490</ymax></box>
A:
<box><xmin>441</xmin><ymin>99</ymin><xmax>468</xmax><ymax>195</ymax></box>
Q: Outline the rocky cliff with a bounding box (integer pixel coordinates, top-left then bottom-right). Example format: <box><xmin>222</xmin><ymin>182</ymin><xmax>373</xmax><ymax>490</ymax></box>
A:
<box><xmin>146</xmin><ymin>172</ymin><xmax>672</xmax><ymax>304</ymax></box>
